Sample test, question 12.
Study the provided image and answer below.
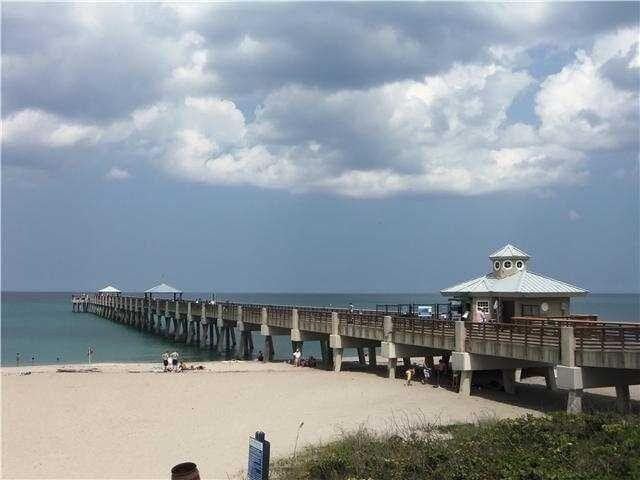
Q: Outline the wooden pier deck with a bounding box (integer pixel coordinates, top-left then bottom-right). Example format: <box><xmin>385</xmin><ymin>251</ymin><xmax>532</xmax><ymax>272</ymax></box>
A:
<box><xmin>73</xmin><ymin>294</ymin><xmax>640</xmax><ymax>413</ymax></box>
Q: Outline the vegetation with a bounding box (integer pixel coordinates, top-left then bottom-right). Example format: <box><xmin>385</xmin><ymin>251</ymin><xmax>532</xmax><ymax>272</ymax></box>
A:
<box><xmin>271</xmin><ymin>413</ymin><xmax>640</xmax><ymax>480</ymax></box>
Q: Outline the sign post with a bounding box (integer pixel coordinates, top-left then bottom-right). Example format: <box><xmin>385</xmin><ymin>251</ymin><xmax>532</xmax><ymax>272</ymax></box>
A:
<box><xmin>247</xmin><ymin>431</ymin><xmax>270</xmax><ymax>480</ymax></box>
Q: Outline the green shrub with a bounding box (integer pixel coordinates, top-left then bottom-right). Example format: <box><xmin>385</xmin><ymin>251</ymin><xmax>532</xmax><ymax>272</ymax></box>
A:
<box><xmin>271</xmin><ymin>413</ymin><xmax>640</xmax><ymax>480</ymax></box>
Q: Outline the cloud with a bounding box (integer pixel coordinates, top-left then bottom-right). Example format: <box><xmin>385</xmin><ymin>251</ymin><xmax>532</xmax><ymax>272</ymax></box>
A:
<box><xmin>105</xmin><ymin>167</ymin><xmax>131</xmax><ymax>181</ymax></box>
<box><xmin>536</xmin><ymin>27</ymin><xmax>639</xmax><ymax>151</ymax></box>
<box><xmin>1</xmin><ymin>5</ymin><xmax>638</xmax><ymax>198</ymax></box>
<box><xmin>568</xmin><ymin>209</ymin><xmax>582</xmax><ymax>221</ymax></box>
<box><xmin>1</xmin><ymin>109</ymin><xmax>102</xmax><ymax>147</ymax></box>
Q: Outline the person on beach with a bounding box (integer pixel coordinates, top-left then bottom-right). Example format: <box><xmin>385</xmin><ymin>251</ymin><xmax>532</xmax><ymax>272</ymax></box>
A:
<box><xmin>293</xmin><ymin>348</ymin><xmax>302</xmax><ymax>367</ymax></box>
<box><xmin>170</xmin><ymin>352</ymin><xmax>181</xmax><ymax>372</ymax></box>
<box><xmin>162</xmin><ymin>352</ymin><xmax>170</xmax><ymax>372</ymax></box>
<box><xmin>16</xmin><ymin>353</ymin><xmax>20</xmax><ymax>367</ymax></box>
<box><xmin>257</xmin><ymin>351</ymin><xmax>264</xmax><ymax>362</ymax></box>
<box><xmin>434</xmin><ymin>357</ymin><xmax>448</xmax><ymax>388</ymax></box>
<box><xmin>405</xmin><ymin>366</ymin><xmax>415</xmax><ymax>386</ymax></box>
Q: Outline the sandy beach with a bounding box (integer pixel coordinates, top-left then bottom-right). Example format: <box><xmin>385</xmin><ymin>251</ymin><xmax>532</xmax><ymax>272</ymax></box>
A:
<box><xmin>2</xmin><ymin>360</ymin><xmax>638</xmax><ymax>479</ymax></box>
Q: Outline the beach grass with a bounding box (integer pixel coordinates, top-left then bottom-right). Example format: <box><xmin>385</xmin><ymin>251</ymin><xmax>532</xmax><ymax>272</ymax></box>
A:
<box><xmin>271</xmin><ymin>412</ymin><xmax>640</xmax><ymax>480</ymax></box>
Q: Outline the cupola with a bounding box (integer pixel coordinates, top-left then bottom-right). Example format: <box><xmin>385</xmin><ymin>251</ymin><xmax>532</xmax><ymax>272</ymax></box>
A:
<box><xmin>489</xmin><ymin>244</ymin><xmax>530</xmax><ymax>279</ymax></box>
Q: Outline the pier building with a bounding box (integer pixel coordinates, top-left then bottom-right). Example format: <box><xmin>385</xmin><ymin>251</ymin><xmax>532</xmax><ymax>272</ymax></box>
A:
<box><xmin>441</xmin><ymin>244</ymin><xmax>588</xmax><ymax>322</ymax></box>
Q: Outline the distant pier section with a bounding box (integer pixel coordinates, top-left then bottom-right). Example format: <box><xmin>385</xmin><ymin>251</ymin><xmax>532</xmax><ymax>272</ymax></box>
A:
<box><xmin>72</xmin><ymin>245</ymin><xmax>640</xmax><ymax>413</ymax></box>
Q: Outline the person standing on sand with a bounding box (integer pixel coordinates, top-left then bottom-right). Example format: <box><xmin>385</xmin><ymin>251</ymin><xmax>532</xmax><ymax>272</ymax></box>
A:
<box><xmin>293</xmin><ymin>348</ymin><xmax>302</xmax><ymax>367</ymax></box>
<box><xmin>405</xmin><ymin>366</ymin><xmax>415</xmax><ymax>386</ymax></box>
<box><xmin>16</xmin><ymin>353</ymin><xmax>20</xmax><ymax>366</ymax></box>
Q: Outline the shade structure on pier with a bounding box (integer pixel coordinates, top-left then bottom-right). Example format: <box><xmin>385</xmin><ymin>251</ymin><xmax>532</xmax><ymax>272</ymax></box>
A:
<box><xmin>144</xmin><ymin>283</ymin><xmax>183</xmax><ymax>300</ymax></box>
<box><xmin>98</xmin><ymin>285</ymin><xmax>121</xmax><ymax>294</ymax></box>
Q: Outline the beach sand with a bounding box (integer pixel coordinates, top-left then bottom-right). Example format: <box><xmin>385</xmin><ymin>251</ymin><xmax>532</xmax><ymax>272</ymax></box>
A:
<box><xmin>2</xmin><ymin>360</ymin><xmax>637</xmax><ymax>479</ymax></box>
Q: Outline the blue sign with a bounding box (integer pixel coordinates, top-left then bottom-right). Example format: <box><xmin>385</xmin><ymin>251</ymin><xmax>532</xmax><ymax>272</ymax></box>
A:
<box><xmin>248</xmin><ymin>432</ymin><xmax>270</xmax><ymax>480</ymax></box>
<box><xmin>417</xmin><ymin>305</ymin><xmax>433</xmax><ymax>317</ymax></box>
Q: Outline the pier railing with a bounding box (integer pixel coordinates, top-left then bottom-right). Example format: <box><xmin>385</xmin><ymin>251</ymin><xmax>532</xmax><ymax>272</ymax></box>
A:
<box><xmin>267</xmin><ymin>306</ymin><xmax>293</xmax><ymax>329</ymax></box>
<box><xmin>574</xmin><ymin>324</ymin><xmax>640</xmax><ymax>352</ymax></box>
<box><xmin>298</xmin><ymin>307</ymin><xmax>333</xmax><ymax>333</ymax></box>
<box><xmin>242</xmin><ymin>304</ymin><xmax>263</xmax><ymax>324</ymax></box>
<box><xmin>466</xmin><ymin>321</ymin><xmax>562</xmax><ymax>348</ymax></box>
<box><xmin>77</xmin><ymin>296</ymin><xmax>640</xmax><ymax>358</ymax></box>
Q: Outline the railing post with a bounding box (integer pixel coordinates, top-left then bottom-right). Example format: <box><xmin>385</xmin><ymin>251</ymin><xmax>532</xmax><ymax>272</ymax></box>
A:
<box><xmin>454</xmin><ymin>321</ymin><xmax>466</xmax><ymax>352</ymax></box>
<box><xmin>383</xmin><ymin>315</ymin><xmax>393</xmax><ymax>342</ymax></box>
<box><xmin>560</xmin><ymin>326</ymin><xmax>575</xmax><ymax>367</ymax></box>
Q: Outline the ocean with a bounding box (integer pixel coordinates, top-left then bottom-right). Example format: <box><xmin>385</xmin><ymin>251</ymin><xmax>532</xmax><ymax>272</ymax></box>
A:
<box><xmin>1</xmin><ymin>292</ymin><xmax>638</xmax><ymax>366</ymax></box>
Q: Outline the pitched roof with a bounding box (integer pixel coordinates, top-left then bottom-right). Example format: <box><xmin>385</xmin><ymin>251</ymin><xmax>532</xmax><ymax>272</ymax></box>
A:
<box><xmin>441</xmin><ymin>270</ymin><xmax>587</xmax><ymax>297</ymax></box>
<box><xmin>144</xmin><ymin>283</ymin><xmax>182</xmax><ymax>294</ymax></box>
<box><xmin>98</xmin><ymin>285</ymin><xmax>121</xmax><ymax>293</ymax></box>
<box><xmin>489</xmin><ymin>244</ymin><xmax>530</xmax><ymax>259</ymax></box>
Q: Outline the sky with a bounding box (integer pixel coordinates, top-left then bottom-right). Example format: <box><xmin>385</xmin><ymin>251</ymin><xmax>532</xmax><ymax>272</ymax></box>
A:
<box><xmin>1</xmin><ymin>2</ymin><xmax>639</xmax><ymax>293</ymax></box>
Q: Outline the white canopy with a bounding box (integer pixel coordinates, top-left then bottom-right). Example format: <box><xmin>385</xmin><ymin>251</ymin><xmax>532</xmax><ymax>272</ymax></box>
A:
<box><xmin>98</xmin><ymin>285</ymin><xmax>121</xmax><ymax>293</ymax></box>
<box><xmin>144</xmin><ymin>283</ymin><xmax>182</xmax><ymax>294</ymax></box>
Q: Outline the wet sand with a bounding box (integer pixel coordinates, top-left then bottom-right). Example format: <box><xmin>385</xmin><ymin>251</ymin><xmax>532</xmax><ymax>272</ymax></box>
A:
<box><xmin>2</xmin><ymin>361</ymin><xmax>637</xmax><ymax>479</ymax></box>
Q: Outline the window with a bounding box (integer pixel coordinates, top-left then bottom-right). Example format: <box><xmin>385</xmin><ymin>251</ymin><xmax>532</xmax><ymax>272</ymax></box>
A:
<box><xmin>503</xmin><ymin>260</ymin><xmax>512</xmax><ymax>269</ymax></box>
<box><xmin>521</xmin><ymin>304</ymin><xmax>540</xmax><ymax>316</ymax></box>
<box><xmin>477</xmin><ymin>301</ymin><xmax>490</xmax><ymax>314</ymax></box>
<box><xmin>516</xmin><ymin>260</ymin><xmax>524</xmax><ymax>270</ymax></box>
<box><xmin>493</xmin><ymin>261</ymin><xmax>500</xmax><ymax>271</ymax></box>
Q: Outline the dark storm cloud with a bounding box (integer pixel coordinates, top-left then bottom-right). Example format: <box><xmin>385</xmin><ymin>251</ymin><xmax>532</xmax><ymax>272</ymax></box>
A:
<box><xmin>2</xmin><ymin>2</ymin><xmax>638</xmax><ymax>121</ymax></box>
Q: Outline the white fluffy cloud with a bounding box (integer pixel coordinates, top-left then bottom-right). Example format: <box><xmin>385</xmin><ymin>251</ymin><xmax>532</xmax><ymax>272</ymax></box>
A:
<box><xmin>536</xmin><ymin>29</ymin><xmax>639</xmax><ymax>151</ymax></box>
<box><xmin>1</xmin><ymin>109</ymin><xmax>102</xmax><ymax>148</ymax></box>
<box><xmin>2</xmin><ymin>10</ymin><xmax>638</xmax><ymax>198</ymax></box>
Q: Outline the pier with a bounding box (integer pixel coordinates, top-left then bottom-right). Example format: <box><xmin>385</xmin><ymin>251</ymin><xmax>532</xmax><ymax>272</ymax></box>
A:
<box><xmin>72</xmin><ymin>293</ymin><xmax>640</xmax><ymax>413</ymax></box>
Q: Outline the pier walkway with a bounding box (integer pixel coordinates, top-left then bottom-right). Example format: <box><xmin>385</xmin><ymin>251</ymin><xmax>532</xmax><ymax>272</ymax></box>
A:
<box><xmin>73</xmin><ymin>294</ymin><xmax>640</xmax><ymax>413</ymax></box>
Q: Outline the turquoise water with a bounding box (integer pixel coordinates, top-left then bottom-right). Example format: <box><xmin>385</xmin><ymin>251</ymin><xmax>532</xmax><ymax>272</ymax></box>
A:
<box><xmin>1</xmin><ymin>292</ymin><xmax>638</xmax><ymax>366</ymax></box>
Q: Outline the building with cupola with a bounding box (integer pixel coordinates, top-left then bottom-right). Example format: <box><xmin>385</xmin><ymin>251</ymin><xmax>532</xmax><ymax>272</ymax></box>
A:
<box><xmin>441</xmin><ymin>244</ymin><xmax>588</xmax><ymax>322</ymax></box>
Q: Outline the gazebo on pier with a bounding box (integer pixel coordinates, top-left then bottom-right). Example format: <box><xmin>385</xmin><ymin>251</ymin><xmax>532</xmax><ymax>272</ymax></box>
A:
<box><xmin>144</xmin><ymin>282</ymin><xmax>183</xmax><ymax>301</ymax></box>
<box><xmin>98</xmin><ymin>285</ymin><xmax>122</xmax><ymax>296</ymax></box>
<box><xmin>441</xmin><ymin>244</ymin><xmax>588</xmax><ymax>322</ymax></box>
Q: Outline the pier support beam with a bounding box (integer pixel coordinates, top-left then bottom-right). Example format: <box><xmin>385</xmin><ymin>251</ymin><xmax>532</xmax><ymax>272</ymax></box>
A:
<box><xmin>616</xmin><ymin>384</ymin><xmax>631</xmax><ymax>414</ymax></box>
<box><xmin>332</xmin><ymin>348</ymin><xmax>343</xmax><ymax>373</ymax></box>
<box><xmin>368</xmin><ymin>347</ymin><xmax>377</xmax><ymax>367</ymax></box>
<box><xmin>458</xmin><ymin>371</ymin><xmax>472</xmax><ymax>396</ymax></box>
<box><xmin>567</xmin><ymin>389</ymin><xmax>583</xmax><ymax>413</ymax></box>
<box><xmin>264</xmin><ymin>335</ymin><xmax>274</xmax><ymax>362</ymax></box>
<box><xmin>357</xmin><ymin>348</ymin><xmax>366</xmax><ymax>366</ymax></box>
<box><xmin>502</xmin><ymin>369</ymin><xmax>517</xmax><ymax>395</ymax></box>
<box><xmin>388</xmin><ymin>358</ymin><xmax>397</xmax><ymax>379</ymax></box>
<box><xmin>185</xmin><ymin>303</ymin><xmax>194</xmax><ymax>344</ymax></box>
<box><xmin>545</xmin><ymin>367</ymin><xmax>558</xmax><ymax>391</ymax></box>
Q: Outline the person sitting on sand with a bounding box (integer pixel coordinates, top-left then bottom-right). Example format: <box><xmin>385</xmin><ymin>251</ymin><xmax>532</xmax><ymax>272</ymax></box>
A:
<box><xmin>162</xmin><ymin>352</ymin><xmax>170</xmax><ymax>372</ymax></box>
<box><xmin>169</xmin><ymin>352</ymin><xmax>181</xmax><ymax>372</ymax></box>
